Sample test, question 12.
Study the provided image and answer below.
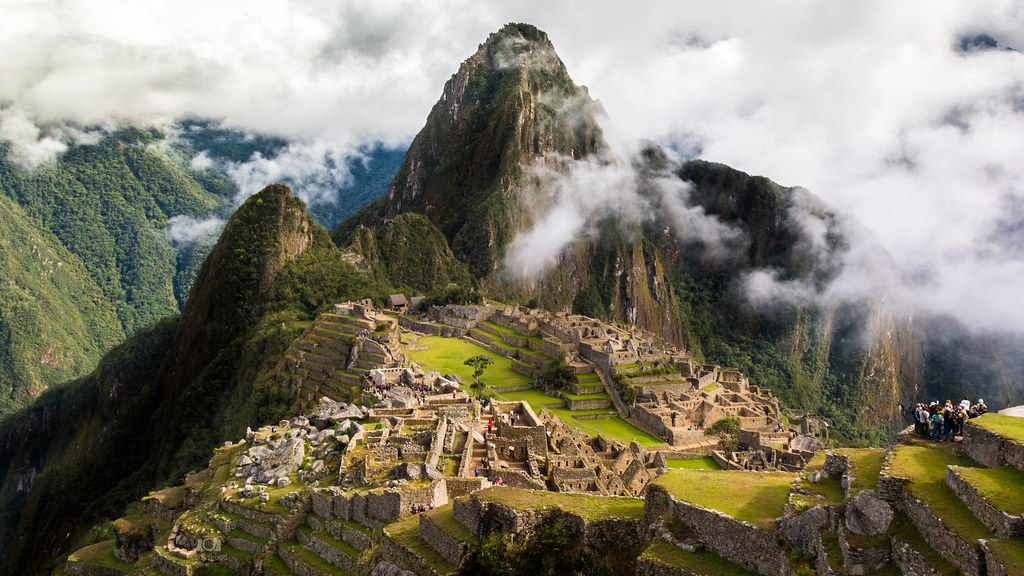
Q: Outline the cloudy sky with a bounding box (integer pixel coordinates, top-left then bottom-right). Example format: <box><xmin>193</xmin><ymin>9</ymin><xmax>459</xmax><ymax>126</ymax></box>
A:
<box><xmin>2</xmin><ymin>0</ymin><xmax>1023</xmax><ymax>331</ymax></box>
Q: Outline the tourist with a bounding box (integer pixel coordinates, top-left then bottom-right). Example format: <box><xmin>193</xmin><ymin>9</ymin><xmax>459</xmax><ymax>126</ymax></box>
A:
<box><xmin>943</xmin><ymin>405</ymin><xmax>956</xmax><ymax>441</ymax></box>
<box><xmin>978</xmin><ymin>399</ymin><xmax>987</xmax><ymax>414</ymax></box>
<box><xmin>930</xmin><ymin>410</ymin><xmax>944</xmax><ymax>441</ymax></box>
<box><xmin>960</xmin><ymin>397</ymin><xmax>972</xmax><ymax>411</ymax></box>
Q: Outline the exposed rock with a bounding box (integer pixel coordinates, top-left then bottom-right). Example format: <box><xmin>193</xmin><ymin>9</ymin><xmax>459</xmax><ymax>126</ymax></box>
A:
<box><xmin>808</xmin><ymin>470</ymin><xmax>821</xmax><ymax>484</ymax></box>
<box><xmin>777</xmin><ymin>505</ymin><xmax>830</xmax><ymax>555</ymax></box>
<box><xmin>390</xmin><ymin>462</ymin><xmax>422</xmax><ymax>481</ymax></box>
<box><xmin>846</xmin><ymin>489</ymin><xmax>893</xmax><ymax>537</ymax></box>
<box><xmin>239</xmin><ymin>437</ymin><xmax>305</xmax><ymax>484</ymax></box>
<box><xmin>371</xmin><ymin>560</ymin><xmax>416</xmax><ymax>576</ymax></box>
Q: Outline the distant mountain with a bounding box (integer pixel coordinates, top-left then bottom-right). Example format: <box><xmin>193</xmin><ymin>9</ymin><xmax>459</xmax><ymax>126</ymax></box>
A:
<box><xmin>348</xmin><ymin>23</ymin><xmax>1024</xmax><ymax>440</ymax></box>
<box><xmin>0</xmin><ymin>122</ymin><xmax>405</xmax><ymax>419</ymax></box>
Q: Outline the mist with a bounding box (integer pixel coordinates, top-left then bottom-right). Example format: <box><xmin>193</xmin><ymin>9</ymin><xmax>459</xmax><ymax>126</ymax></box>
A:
<box><xmin>2</xmin><ymin>0</ymin><xmax>1022</xmax><ymax>333</ymax></box>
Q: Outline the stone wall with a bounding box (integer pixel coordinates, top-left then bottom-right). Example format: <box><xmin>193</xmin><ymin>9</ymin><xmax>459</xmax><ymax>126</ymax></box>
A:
<box><xmin>963</xmin><ymin>422</ymin><xmax>1024</xmax><ymax>471</ymax></box>
<box><xmin>380</xmin><ymin>526</ymin><xmax>435</xmax><ymax>576</ymax></box>
<box><xmin>643</xmin><ymin>483</ymin><xmax>792</xmax><ymax>576</ymax></box>
<box><xmin>945</xmin><ymin>466</ymin><xmax>1024</xmax><ymax>538</ymax></box>
<box><xmin>487</xmin><ymin>469</ymin><xmax>545</xmax><ymax>490</ymax></box>
<box><xmin>64</xmin><ymin>559</ymin><xmax>129</xmax><ymax>576</ymax></box>
<box><xmin>981</xmin><ymin>540</ymin><xmax>1012</xmax><ymax>576</ymax></box>
<box><xmin>898</xmin><ymin>495</ymin><xmax>985</xmax><ymax>576</ymax></box>
<box><xmin>397</xmin><ymin>316</ymin><xmax>466</xmax><ymax>338</ymax></box>
<box><xmin>307</xmin><ymin>532</ymin><xmax>356</xmax><ymax>572</ymax></box>
<box><xmin>891</xmin><ymin>537</ymin><xmax>941</xmax><ymax>576</ymax></box>
<box><xmin>445</xmin><ymin>478</ymin><xmax>486</xmax><ymax>501</ymax></box>
<box><xmin>635</xmin><ymin>554</ymin><xmax>695</xmax><ymax>576</ymax></box>
<box><xmin>419</xmin><ymin>513</ymin><xmax>469</xmax><ymax>567</ymax></box>
<box><xmin>564</xmin><ymin>396</ymin><xmax>612</xmax><ymax>410</ymax></box>
<box><xmin>452</xmin><ymin>496</ymin><xmax>482</xmax><ymax>536</ymax></box>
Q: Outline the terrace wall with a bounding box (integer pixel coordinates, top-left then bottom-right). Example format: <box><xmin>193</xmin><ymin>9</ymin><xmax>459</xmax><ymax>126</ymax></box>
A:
<box><xmin>962</xmin><ymin>422</ymin><xmax>1024</xmax><ymax>471</ymax></box>
<box><xmin>945</xmin><ymin>466</ymin><xmax>1024</xmax><ymax>538</ymax></box>
<box><xmin>643</xmin><ymin>483</ymin><xmax>792</xmax><ymax>576</ymax></box>
<box><xmin>897</xmin><ymin>494</ymin><xmax>985</xmax><ymax>576</ymax></box>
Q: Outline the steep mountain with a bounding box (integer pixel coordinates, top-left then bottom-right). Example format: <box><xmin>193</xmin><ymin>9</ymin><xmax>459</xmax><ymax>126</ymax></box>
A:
<box><xmin>0</xmin><ymin>194</ymin><xmax>124</xmax><ymax>415</ymax></box>
<box><xmin>354</xmin><ymin>23</ymin><xmax>1023</xmax><ymax>441</ymax></box>
<box><xmin>384</xmin><ymin>23</ymin><xmax>605</xmax><ymax>277</ymax></box>
<box><xmin>347</xmin><ymin>212</ymin><xmax>475</xmax><ymax>294</ymax></box>
<box><xmin>0</xmin><ymin>130</ymin><xmax>230</xmax><ymax>419</ymax></box>
<box><xmin>0</xmin><ymin>184</ymin><xmax>389</xmax><ymax>574</ymax></box>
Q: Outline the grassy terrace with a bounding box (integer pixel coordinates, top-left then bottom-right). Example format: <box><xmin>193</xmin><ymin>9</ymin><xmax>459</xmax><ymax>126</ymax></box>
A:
<box><xmin>384</xmin><ymin>515</ymin><xmax>457</xmax><ymax>575</ymax></box>
<box><xmin>407</xmin><ymin>335</ymin><xmax>664</xmax><ymax>446</ymax></box>
<box><xmin>480</xmin><ymin>321</ymin><xmax>544</xmax><ymax>347</ymax></box>
<box><xmin>68</xmin><ymin>540</ymin><xmax>134</xmax><ymax>572</ymax></box>
<box><xmin>889</xmin><ymin>511</ymin><xmax>958</xmax><ymax>576</ymax></box>
<box><xmin>793</xmin><ymin>452</ymin><xmax>843</xmax><ymax>505</ymax></box>
<box><xmin>952</xmin><ymin>466</ymin><xmax>1024</xmax><ymax>516</ymax></box>
<box><xmin>425</xmin><ymin>504</ymin><xmax>478</xmax><ymax>544</ymax></box>
<box><xmin>473</xmin><ymin>487</ymin><xmax>644</xmax><ymax>521</ymax></box>
<box><xmin>406</xmin><ymin>336</ymin><xmax>532</xmax><ymax>388</ymax></box>
<box><xmin>640</xmin><ymin>540</ymin><xmax>758</xmax><ymax>576</ymax></box>
<box><xmin>837</xmin><ymin>448</ymin><xmax>886</xmax><ymax>494</ymax></box>
<box><xmin>887</xmin><ymin>439</ymin><xmax>990</xmax><ymax>543</ymax></box>
<box><xmin>667</xmin><ymin>457</ymin><xmax>723</xmax><ymax>470</ymax></box>
<box><xmin>560</xmin><ymin>391</ymin><xmax>610</xmax><ymax>401</ymax></box>
<box><xmin>985</xmin><ymin>538</ymin><xmax>1024</xmax><ymax>575</ymax></box>
<box><xmin>970</xmin><ymin>413</ymin><xmax>1024</xmax><ymax>444</ymax></box>
<box><xmin>652</xmin><ymin>470</ymin><xmax>795</xmax><ymax>531</ymax></box>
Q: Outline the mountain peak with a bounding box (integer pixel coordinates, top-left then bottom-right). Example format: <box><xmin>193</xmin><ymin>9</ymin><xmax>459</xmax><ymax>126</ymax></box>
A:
<box><xmin>384</xmin><ymin>23</ymin><xmax>605</xmax><ymax>276</ymax></box>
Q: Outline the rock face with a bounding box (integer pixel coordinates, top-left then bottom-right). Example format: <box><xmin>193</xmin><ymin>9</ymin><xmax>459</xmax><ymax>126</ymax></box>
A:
<box><xmin>239</xmin><ymin>437</ymin><xmax>305</xmax><ymax>484</ymax></box>
<box><xmin>846</xmin><ymin>489</ymin><xmax>893</xmax><ymax>537</ymax></box>
<box><xmin>777</xmin><ymin>505</ymin><xmax>830</xmax><ymax>555</ymax></box>
<box><xmin>310</xmin><ymin>398</ymin><xmax>366</xmax><ymax>429</ymax></box>
<box><xmin>383</xmin><ymin>23</ymin><xmax>605</xmax><ymax>278</ymax></box>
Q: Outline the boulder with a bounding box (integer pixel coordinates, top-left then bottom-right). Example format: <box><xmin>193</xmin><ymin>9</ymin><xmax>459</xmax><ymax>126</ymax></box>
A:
<box><xmin>777</xmin><ymin>505</ymin><xmax>830</xmax><ymax>555</ymax></box>
<box><xmin>846</xmin><ymin>489</ymin><xmax>893</xmax><ymax>537</ymax></box>
<box><xmin>390</xmin><ymin>462</ymin><xmax>422</xmax><ymax>481</ymax></box>
<box><xmin>239</xmin><ymin>437</ymin><xmax>305</xmax><ymax>484</ymax></box>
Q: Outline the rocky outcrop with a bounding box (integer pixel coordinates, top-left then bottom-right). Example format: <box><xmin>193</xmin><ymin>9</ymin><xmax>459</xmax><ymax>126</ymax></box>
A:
<box><xmin>845</xmin><ymin>490</ymin><xmax>893</xmax><ymax>537</ymax></box>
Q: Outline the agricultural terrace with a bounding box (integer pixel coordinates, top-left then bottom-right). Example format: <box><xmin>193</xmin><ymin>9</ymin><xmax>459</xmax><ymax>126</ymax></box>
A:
<box><xmin>651</xmin><ymin>469</ymin><xmax>795</xmax><ymax>531</ymax></box>
<box><xmin>406</xmin><ymin>335</ymin><xmax>664</xmax><ymax>445</ymax></box>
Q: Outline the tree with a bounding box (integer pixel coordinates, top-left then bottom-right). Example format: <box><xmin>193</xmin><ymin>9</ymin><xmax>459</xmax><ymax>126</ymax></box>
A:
<box><xmin>464</xmin><ymin>354</ymin><xmax>494</xmax><ymax>400</ymax></box>
<box><xmin>704</xmin><ymin>416</ymin><xmax>741</xmax><ymax>451</ymax></box>
<box><xmin>540</xmin><ymin>352</ymin><xmax>575</xmax><ymax>391</ymax></box>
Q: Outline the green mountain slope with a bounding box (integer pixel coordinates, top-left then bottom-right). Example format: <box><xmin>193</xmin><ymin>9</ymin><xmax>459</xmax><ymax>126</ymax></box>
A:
<box><xmin>0</xmin><ymin>131</ymin><xmax>231</xmax><ymax>419</ymax></box>
<box><xmin>0</xmin><ymin>194</ymin><xmax>124</xmax><ymax>415</ymax></box>
<box><xmin>0</xmin><ymin>184</ymin><xmax>390</xmax><ymax>574</ymax></box>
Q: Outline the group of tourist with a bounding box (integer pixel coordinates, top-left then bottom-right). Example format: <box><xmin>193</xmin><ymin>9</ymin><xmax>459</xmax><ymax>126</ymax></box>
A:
<box><xmin>908</xmin><ymin>398</ymin><xmax>987</xmax><ymax>442</ymax></box>
<box><xmin>410</xmin><ymin>500</ymin><xmax>435</xmax><ymax>515</ymax></box>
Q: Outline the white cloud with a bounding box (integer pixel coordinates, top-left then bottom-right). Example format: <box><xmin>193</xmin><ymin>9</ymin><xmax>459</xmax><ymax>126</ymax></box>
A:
<box><xmin>167</xmin><ymin>215</ymin><xmax>225</xmax><ymax>246</ymax></box>
<box><xmin>1</xmin><ymin>0</ymin><xmax>1023</xmax><ymax>331</ymax></box>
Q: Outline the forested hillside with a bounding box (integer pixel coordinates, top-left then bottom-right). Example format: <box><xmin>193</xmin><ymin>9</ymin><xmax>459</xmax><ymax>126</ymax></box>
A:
<box><xmin>0</xmin><ymin>124</ymin><xmax>405</xmax><ymax>419</ymax></box>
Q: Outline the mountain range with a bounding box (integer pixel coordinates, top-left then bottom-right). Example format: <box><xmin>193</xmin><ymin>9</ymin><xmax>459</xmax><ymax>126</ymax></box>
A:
<box><xmin>0</xmin><ymin>22</ymin><xmax>1022</xmax><ymax>575</ymax></box>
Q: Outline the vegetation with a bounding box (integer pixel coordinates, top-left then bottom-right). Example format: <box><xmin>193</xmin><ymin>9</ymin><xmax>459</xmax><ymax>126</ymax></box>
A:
<box><xmin>464</xmin><ymin>355</ymin><xmax>495</xmax><ymax>400</ymax></box>
<box><xmin>538</xmin><ymin>353</ymin><xmax>575</xmax><ymax>391</ymax></box>
<box><xmin>970</xmin><ymin>413</ymin><xmax>1024</xmax><ymax>444</ymax></box>
<box><xmin>652</xmin><ymin>470</ymin><xmax>795</xmax><ymax>531</ymax></box>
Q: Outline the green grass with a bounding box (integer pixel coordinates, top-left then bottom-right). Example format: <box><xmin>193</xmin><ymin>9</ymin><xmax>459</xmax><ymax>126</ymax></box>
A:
<box><xmin>888</xmin><ymin>440</ymin><xmax>991</xmax><ymax>543</ymax></box>
<box><xmin>576</xmin><ymin>373</ymin><xmax>602</xmax><ymax>383</ymax></box>
<box><xmin>985</xmin><ymin>538</ymin><xmax>1024</xmax><ymax>575</ymax></box>
<box><xmin>496</xmin><ymin>386</ymin><xmax>663</xmax><ymax>446</ymax></box>
<box><xmin>838</xmin><ymin>448</ymin><xmax>886</xmax><ymax>494</ymax></box>
<box><xmin>640</xmin><ymin>539</ymin><xmax>758</xmax><ymax>576</ymax></box>
<box><xmin>546</xmin><ymin>407</ymin><xmax>664</xmax><ymax>446</ymax></box>
<box><xmin>700</xmin><ymin>382</ymin><xmax>719</xmax><ymax>393</ymax></box>
<box><xmin>667</xmin><ymin>457</ymin><xmax>723</xmax><ymax>470</ymax></box>
<box><xmin>68</xmin><ymin>540</ymin><xmax>135</xmax><ymax>572</ymax></box>
<box><xmin>970</xmin><ymin>413</ymin><xmax>1024</xmax><ymax>444</ymax></box>
<box><xmin>425</xmin><ymin>504</ymin><xmax>478</xmax><ymax>544</ymax></box>
<box><xmin>560</xmin><ymin>391</ymin><xmax>610</xmax><ymax>401</ymax></box>
<box><xmin>473</xmin><ymin>487</ymin><xmax>644</xmax><ymax>521</ymax></box>
<box><xmin>406</xmin><ymin>336</ymin><xmax>533</xmax><ymax>387</ymax></box>
<box><xmin>889</xmin><ymin>511</ymin><xmax>958</xmax><ymax>576</ymax></box>
<box><xmin>952</xmin><ymin>466</ymin><xmax>1024</xmax><ymax>516</ymax></box>
<box><xmin>652</xmin><ymin>470</ymin><xmax>795</xmax><ymax>531</ymax></box>
<box><xmin>385</xmin><ymin>515</ymin><xmax>457</xmax><ymax>575</ymax></box>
